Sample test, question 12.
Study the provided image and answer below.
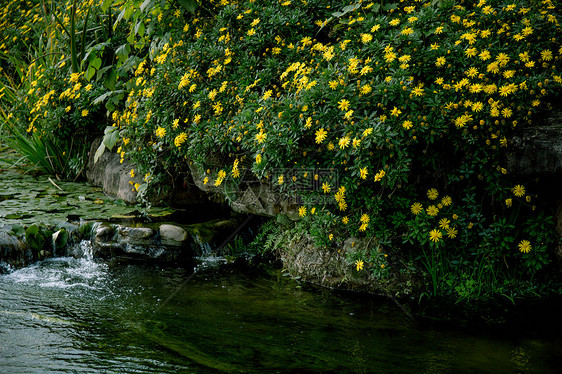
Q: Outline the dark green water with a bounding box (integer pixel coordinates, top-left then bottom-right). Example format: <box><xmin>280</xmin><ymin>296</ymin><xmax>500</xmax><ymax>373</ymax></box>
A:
<box><xmin>1</xmin><ymin>247</ymin><xmax>561</xmax><ymax>373</ymax></box>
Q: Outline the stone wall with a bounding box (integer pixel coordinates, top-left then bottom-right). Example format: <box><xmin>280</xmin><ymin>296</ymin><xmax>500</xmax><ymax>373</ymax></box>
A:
<box><xmin>507</xmin><ymin>111</ymin><xmax>562</xmax><ymax>238</ymax></box>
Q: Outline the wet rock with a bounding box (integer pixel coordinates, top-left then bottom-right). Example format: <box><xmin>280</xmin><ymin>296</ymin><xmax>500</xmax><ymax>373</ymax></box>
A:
<box><xmin>0</xmin><ymin>232</ymin><xmax>28</xmax><ymax>267</ymax></box>
<box><xmin>159</xmin><ymin>224</ymin><xmax>188</xmax><ymax>245</ymax></box>
<box><xmin>118</xmin><ymin>226</ymin><xmax>154</xmax><ymax>245</ymax></box>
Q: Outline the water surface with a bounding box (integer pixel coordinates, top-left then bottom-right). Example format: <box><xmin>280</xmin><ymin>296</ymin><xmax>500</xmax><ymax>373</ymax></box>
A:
<box><xmin>1</xmin><ymin>249</ymin><xmax>561</xmax><ymax>373</ymax></box>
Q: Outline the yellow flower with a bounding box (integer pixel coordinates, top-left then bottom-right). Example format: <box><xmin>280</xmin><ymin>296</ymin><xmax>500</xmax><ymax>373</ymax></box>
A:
<box><xmin>435</xmin><ymin>56</ymin><xmax>446</xmax><ymax>67</ymax></box>
<box><xmin>411</xmin><ymin>202</ymin><xmax>423</xmax><ymax>215</ymax></box>
<box><xmin>359</xmin><ymin>167</ymin><xmax>368</xmax><ymax>180</ymax></box>
<box><xmin>429</xmin><ymin>229</ymin><xmax>442</xmax><ymax>243</ymax></box>
<box><xmin>401</xmin><ymin>27</ymin><xmax>413</xmax><ymax>36</ymax></box>
<box><xmin>402</xmin><ymin>120</ymin><xmax>413</xmax><ymax>130</ymax></box>
<box><xmin>174</xmin><ymin>132</ymin><xmax>188</xmax><ymax>147</ymax></box>
<box><xmin>540</xmin><ymin>49</ymin><xmax>553</xmax><ymax>61</ymax></box>
<box><xmin>338</xmin><ymin>99</ymin><xmax>350</xmax><ymax>111</ymax></box>
<box><xmin>512</xmin><ymin>185</ymin><xmax>525</xmax><ymax>197</ymax></box>
<box><xmin>81</xmin><ymin>109</ymin><xmax>89</xmax><ymax>117</ymax></box>
<box><xmin>322</xmin><ymin>182</ymin><xmax>331</xmax><ymax>193</ymax></box>
<box><xmin>298</xmin><ymin>206</ymin><xmax>306</xmax><ymax>217</ymax></box>
<box><xmin>479</xmin><ymin>50</ymin><xmax>491</xmax><ymax>60</ymax></box>
<box><xmin>426</xmin><ymin>205</ymin><xmax>439</xmax><ymax>216</ymax></box>
<box><xmin>155</xmin><ymin>126</ymin><xmax>166</xmax><ymax>138</ymax></box>
<box><xmin>278</xmin><ymin>174</ymin><xmax>284</xmax><ymax>185</ymax></box>
<box><xmin>255</xmin><ymin>131</ymin><xmax>267</xmax><ymax>143</ymax></box>
<box><xmin>438</xmin><ymin>218</ymin><xmax>450</xmax><ymax>229</ymax></box>
<box><xmin>374</xmin><ymin>170</ymin><xmax>385</xmax><ymax>182</ymax></box>
<box><xmin>518</xmin><ymin>240</ymin><xmax>532</xmax><ymax>253</ymax></box>
<box><xmin>441</xmin><ymin>196</ymin><xmax>452</xmax><ymax>206</ymax></box>
<box><xmin>355</xmin><ymin>259</ymin><xmax>364</xmax><ymax>271</ymax></box>
<box><xmin>256</xmin><ymin>154</ymin><xmax>262</xmax><ymax>164</ymax></box>
<box><xmin>329</xmin><ymin>233</ymin><xmax>334</xmax><ymax>241</ymax></box>
<box><xmin>338</xmin><ymin>136</ymin><xmax>350</xmax><ymax>149</ymax></box>
<box><xmin>505</xmin><ymin>198</ymin><xmax>512</xmax><ymax>207</ymax></box>
<box><xmin>446</xmin><ymin>227</ymin><xmax>458</xmax><ymax>239</ymax></box>
<box><xmin>342</xmin><ymin>216</ymin><xmax>349</xmax><ymax>224</ymax></box>
<box><xmin>129</xmin><ymin>169</ymin><xmax>135</xmax><ymax>178</ymax></box>
<box><xmin>359</xmin><ymin>222</ymin><xmax>368</xmax><ymax>232</ymax></box>
<box><xmin>362</xmin><ymin>128</ymin><xmax>373</xmax><ymax>137</ymax></box>
<box><xmin>390</xmin><ymin>107</ymin><xmax>402</xmax><ymax>117</ymax></box>
<box><xmin>315</xmin><ymin>128</ymin><xmax>328</xmax><ymax>143</ymax></box>
<box><xmin>427</xmin><ymin>188</ymin><xmax>439</xmax><ymax>200</ymax></box>
<box><xmin>335</xmin><ymin>190</ymin><xmax>345</xmax><ymax>203</ymax></box>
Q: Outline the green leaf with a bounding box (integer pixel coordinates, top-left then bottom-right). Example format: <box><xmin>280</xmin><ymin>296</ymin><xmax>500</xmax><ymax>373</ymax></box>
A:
<box><xmin>9</xmin><ymin>224</ymin><xmax>25</xmax><ymax>237</ymax></box>
<box><xmin>93</xmin><ymin>92</ymin><xmax>111</xmax><ymax>105</ymax></box>
<box><xmin>91</xmin><ymin>57</ymin><xmax>102</xmax><ymax>70</ymax></box>
<box><xmin>101</xmin><ymin>0</ymin><xmax>113</xmax><ymax>11</ymax></box>
<box><xmin>26</xmin><ymin>224</ymin><xmax>39</xmax><ymax>236</ymax></box>
<box><xmin>140</xmin><ymin>0</ymin><xmax>155</xmax><ymax>13</ymax></box>
<box><xmin>53</xmin><ymin>229</ymin><xmax>69</xmax><ymax>250</ymax></box>
<box><xmin>177</xmin><ymin>0</ymin><xmax>198</xmax><ymax>13</ymax></box>
<box><xmin>135</xmin><ymin>21</ymin><xmax>145</xmax><ymax>37</ymax></box>
<box><xmin>115</xmin><ymin>44</ymin><xmax>131</xmax><ymax>61</ymax></box>
<box><xmin>86</xmin><ymin>66</ymin><xmax>96</xmax><ymax>81</ymax></box>
<box><xmin>124</xmin><ymin>4</ymin><xmax>135</xmax><ymax>20</ymax></box>
<box><xmin>103</xmin><ymin>126</ymin><xmax>120</xmax><ymax>150</ymax></box>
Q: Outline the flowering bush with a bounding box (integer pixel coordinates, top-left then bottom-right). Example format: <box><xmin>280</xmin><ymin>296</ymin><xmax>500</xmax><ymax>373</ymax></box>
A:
<box><xmin>4</xmin><ymin>0</ymin><xmax>562</xmax><ymax>300</ymax></box>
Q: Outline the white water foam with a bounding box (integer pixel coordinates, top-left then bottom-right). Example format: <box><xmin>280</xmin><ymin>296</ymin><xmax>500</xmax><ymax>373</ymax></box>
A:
<box><xmin>3</xmin><ymin>241</ymin><xmax>107</xmax><ymax>290</ymax></box>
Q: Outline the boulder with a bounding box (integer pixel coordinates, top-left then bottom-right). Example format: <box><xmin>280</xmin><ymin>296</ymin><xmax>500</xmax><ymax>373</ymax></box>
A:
<box><xmin>159</xmin><ymin>224</ymin><xmax>189</xmax><ymax>245</ymax></box>
<box><xmin>86</xmin><ymin>138</ymin><xmax>140</xmax><ymax>204</ymax></box>
<box><xmin>508</xmin><ymin>124</ymin><xmax>562</xmax><ymax>177</ymax></box>
<box><xmin>278</xmin><ymin>231</ymin><xmax>412</xmax><ymax>295</ymax></box>
<box><xmin>189</xmin><ymin>163</ymin><xmax>299</xmax><ymax>218</ymax></box>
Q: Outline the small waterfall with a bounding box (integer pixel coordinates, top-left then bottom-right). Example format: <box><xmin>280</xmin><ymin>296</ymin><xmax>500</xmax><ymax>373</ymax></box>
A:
<box><xmin>194</xmin><ymin>234</ymin><xmax>213</xmax><ymax>256</ymax></box>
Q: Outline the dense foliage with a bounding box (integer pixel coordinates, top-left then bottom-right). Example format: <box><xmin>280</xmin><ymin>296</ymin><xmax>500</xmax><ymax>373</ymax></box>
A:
<box><xmin>2</xmin><ymin>0</ymin><xmax>561</xmax><ymax>301</ymax></box>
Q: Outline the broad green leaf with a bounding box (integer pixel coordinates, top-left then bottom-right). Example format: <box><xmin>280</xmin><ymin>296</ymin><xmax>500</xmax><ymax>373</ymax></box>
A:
<box><xmin>25</xmin><ymin>224</ymin><xmax>39</xmax><ymax>236</ymax></box>
<box><xmin>91</xmin><ymin>57</ymin><xmax>102</xmax><ymax>70</ymax></box>
<box><xmin>103</xmin><ymin>127</ymin><xmax>120</xmax><ymax>150</ymax></box>
<box><xmin>101</xmin><ymin>0</ymin><xmax>113</xmax><ymax>12</ymax></box>
<box><xmin>94</xmin><ymin>141</ymin><xmax>106</xmax><ymax>164</ymax></box>
<box><xmin>177</xmin><ymin>0</ymin><xmax>198</xmax><ymax>13</ymax></box>
<box><xmin>115</xmin><ymin>44</ymin><xmax>131</xmax><ymax>61</ymax></box>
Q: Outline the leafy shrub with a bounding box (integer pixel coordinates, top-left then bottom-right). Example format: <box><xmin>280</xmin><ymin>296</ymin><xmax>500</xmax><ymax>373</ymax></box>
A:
<box><xmin>3</xmin><ymin>0</ymin><xmax>561</xmax><ymax>300</ymax></box>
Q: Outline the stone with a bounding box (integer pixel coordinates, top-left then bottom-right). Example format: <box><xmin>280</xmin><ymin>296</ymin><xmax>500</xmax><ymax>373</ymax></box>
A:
<box><xmin>86</xmin><ymin>137</ymin><xmax>141</xmax><ymax>204</ymax></box>
<box><xmin>118</xmin><ymin>226</ymin><xmax>154</xmax><ymax>245</ymax></box>
<box><xmin>159</xmin><ymin>224</ymin><xmax>189</xmax><ymax>244</ymax></box>
<box><xmin>189</xmin><ymin>163</ymin><xmax>299</xmax><ymax>218</ymax></box>
<box><xmin>508</xmin><ymin>124</ymin><xmax>562</xmax><ymax>177</ymax></box>
<box><xmin>278</xmin><ymin>231</ymin><xmax>405</xmax><ymax>294</ymax></box>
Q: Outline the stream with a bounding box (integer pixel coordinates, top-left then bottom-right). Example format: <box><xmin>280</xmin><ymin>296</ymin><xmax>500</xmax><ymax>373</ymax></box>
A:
<box><xmin>1</xmin><ymin>244</ymin><xmax>561</xmax><ymax>373</ymax></box>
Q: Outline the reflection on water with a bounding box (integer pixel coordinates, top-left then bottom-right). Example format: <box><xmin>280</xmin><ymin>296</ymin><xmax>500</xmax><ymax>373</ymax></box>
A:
<box><xmin>1</xmin><ymin>251</ymin><xmax>561</xmax><ymax>373</ymax></box>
